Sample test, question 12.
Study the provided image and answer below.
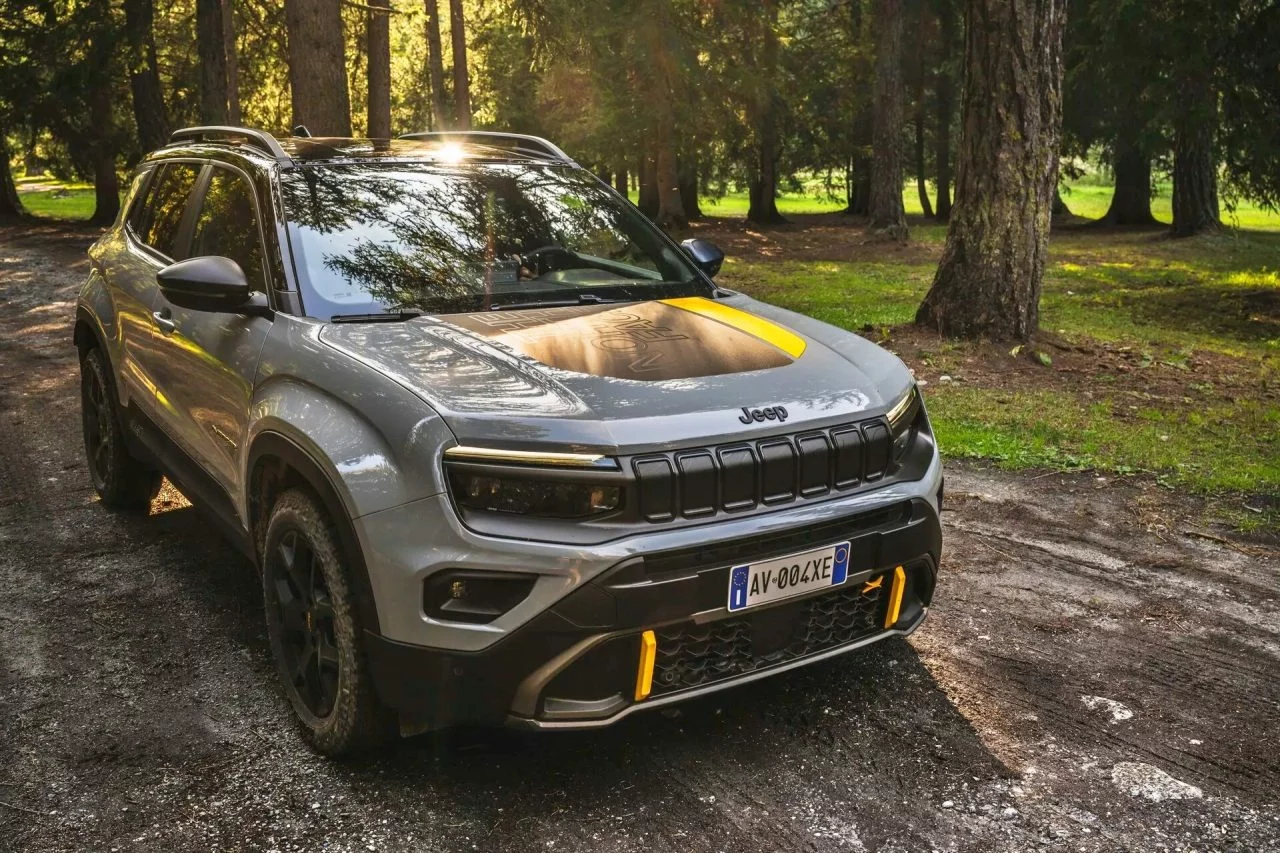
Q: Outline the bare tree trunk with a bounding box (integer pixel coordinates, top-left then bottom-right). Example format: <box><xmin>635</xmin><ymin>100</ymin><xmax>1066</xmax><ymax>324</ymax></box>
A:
<box><xmin>424</xmin><ymin>0</ymin><xmax>449</xmax><ymax>130</ymax></box>
<box><xmin>0</xmin><ymin>127</ymin><xmax>25</xmax><ymax>222</ymax></box>
<box><xmin>868</xmin><ymin>0</ymin><xmax>908</xmax><ymax>240</ymax></box>
<box><xmin>654</xmin><ymin>118</ymin><xmax>687</xmax><ymax>230</ymax></box>
<box><xmin>1099</xmin><ymin>143</ymin><xmax>1156</xmax><ymax>226</ymax></box>
<box><xmin>122</xmin><ymin>0</ymin><xmax>169</xmax><ymax>151</ymax></box>
<box><xmin>88</xmin><ymin>75</ymin><xmax>120</xmax><ymax>225</ymax></box>
<box><xmin>934</xmin><ymin>0</ymin><xmax>956</xmax><ymax>220</ymax></box>
<box><xmin>224</xmin><ymin>0</ymin><xmax>241</xmax><ymax>124</ymax></box>
<box><xmin>748</xmin><ymin>0</ymin><xmax>785</xmax><ymax>224</ymax></box>
<box><xmin>1052</xmin><ymin>185</ymin><xmax>1072</xmax><ymax>222</ymax></box>
<box><xmin>197</xmin><ymin>0</ymin><xmax>229</xmax><ymax>126</ymax></box>
<box><xmin>678</xmin><ymin>153</ymin><xmax>702</xmax><ymax>221</ymax></box>
<box><xmin>284</xmin><ymin>0</ymin><xmax>352</xmax><ymax>136</ymax></box>
<box><xmin>1171</xmin><ymin>80</ymin><xmax>1220</xmax><ymax>238</ymax></box>
<box><xmin>915</xmin><ymin>0</ymin><xmax>1066</xmax><ymax>341</ymax></box>
<box><xmin>367</xmin><ymin>0</ymin><xmax>392</xmax><ymax>138</ymax></box>
<box><xmin>614</xmin><ymin>162</ymin><xmax>629</xmax><ymax>196</ymax></box>
<box><xmin>448</xmin><ymin>0</ymin><xmax>472</xmax><ymax>130</ymax></box>
<box><xmin>638</xmin><ymin>149</ymin><xmax>658</xmax><ymax>217</ymax></box>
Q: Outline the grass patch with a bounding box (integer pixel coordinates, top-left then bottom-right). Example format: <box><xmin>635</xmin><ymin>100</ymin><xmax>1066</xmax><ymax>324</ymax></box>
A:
<box><xmin>928</xmin><ymin>387</ymin><xmax>1279</xmax><ymax>493</ymax></box>
<box><xmin>15</xmin><ymin>178</ymin><xmax>97</xmax><ymax>221</ymax></box>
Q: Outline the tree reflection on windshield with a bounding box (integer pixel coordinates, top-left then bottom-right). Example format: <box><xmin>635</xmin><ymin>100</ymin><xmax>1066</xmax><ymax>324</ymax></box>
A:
<box><xmin>279</xmin><ymin>162</ymin><xmax>708</xmax><ymax>319</ymax></box>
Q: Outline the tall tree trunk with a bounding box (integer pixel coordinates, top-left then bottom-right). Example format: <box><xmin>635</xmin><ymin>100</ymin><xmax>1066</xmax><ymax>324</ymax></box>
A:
<box><xmin>122</xmin><ymin>0</ymin><xmax>169</xmax><ymax>151</ymax></box>
<box><xmin>1171</xmin><ymin>81</ymin><xmax>1220</xmax><ymax>238</ymax></box>
<box><xmin>933</xmin><ymin>0</ymin><xmax>956</xmax><ymax>221</ymax></box>
<box><xmin>868</xmin><ymin>0</ymin><xmax>908</xmax><ymax>240</ymax></box>
<box><xmin>614</xmin><ymin>162</ymin><xmax>629</xmax><ymax>197</ymax></box>
<box><xmin>1099</xmin><ymin>143</ymin><xmax>1156</xmax><ymax>226</ymax></box>
<box><xmin>196</xmin><ymin>0</ymin><xmax>229</xmax><ymax>126</ymax></box>
<box><xmin>678</xmin><ymin>153</ymin><xmax>702</xmax><ymax>221</ymax></box>
<box><xmin>224</xmin><ymin>0</ymin><xmax>241</xmax><ymax>124</ymax></box>
<box><xmin>88</xmin><ymin>75</ymin><xmax>120</xmax><ymax>225</ymax></box>
<box><xmin>367</xmin><ymin>0</ymin><xmax>392</xmax><ymax>138</ymax></box>
<box><xmin>424</xmin><ymin>0</ymin><xmax>449</xmax><ymax>130</ymax></box>
<box><xmin>654</xmin><ymin>118</ymin><xmax>687</xmax><ymax>230</ymax></box>
<box><xmin>1052</xmin><ymin>185</ymin><xmax>1072</xmax><ymax>222</ymax></box>
<box><xmin>748</xmin><ymin>0</ymin><xmax>785</xmax><ymax>224</ymax></box>
<box><xmin>0</xmin><ymin>128</ymin><xmax>25</xmax><ymax>222</ymax></box>
<box><xmin>448</xmin><ymin>0</ymin><xmax>472</xmax><ymax>130</ymax></box>
<box><xmin>916</xmin><ymin>108</ymin><xmax>936</xmax><ymax>219</ymax></box>
<box><xmin>911</xmin><ymin>0</ymin><xmax>933</xmax><ymax>218</ymax></box>
<box><xmin>844</xmin><ymin>145</ymin><xmax>872</xmax><ymax>215</ymax></box>
<box><xmin>915</xmin><ymin>0</ymin><xmax>1066</xmax><ymax>341</ymax></box>
<box><xmin>284</xmin><ymin>0</ymin><xmax>352</xmax><ymax>136</ymax></box>
<box><xmin>638</xmin><ymin>149</ymin><xmax>658</xmax><ymax>217</ymax></box>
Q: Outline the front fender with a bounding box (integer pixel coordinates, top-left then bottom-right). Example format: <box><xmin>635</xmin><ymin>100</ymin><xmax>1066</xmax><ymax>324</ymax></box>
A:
<box><xmin>246</xmin><ymin>375</ymin><xmax>455</xmax><ymax>522</ymax></box>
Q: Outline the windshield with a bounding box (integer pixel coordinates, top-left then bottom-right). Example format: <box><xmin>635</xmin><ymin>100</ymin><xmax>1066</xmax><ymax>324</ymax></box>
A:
<box><xmin>279</xmin><ymin>162</ymin><xmax>712</xmax><ymax>319</ymax></box>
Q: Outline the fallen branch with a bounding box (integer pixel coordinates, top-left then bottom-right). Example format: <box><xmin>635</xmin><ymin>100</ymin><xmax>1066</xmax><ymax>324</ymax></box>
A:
<box><xmin>0</xmin><ymin>799</ymin><xmax>43</xmax><ymax>817</ymax></box>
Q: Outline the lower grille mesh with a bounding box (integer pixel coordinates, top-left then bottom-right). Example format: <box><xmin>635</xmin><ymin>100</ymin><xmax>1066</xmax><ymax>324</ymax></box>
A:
<box><xmin>651</xmin><ymin>578</ymin><xmax>888</xmax><ymax>696</ymax></box>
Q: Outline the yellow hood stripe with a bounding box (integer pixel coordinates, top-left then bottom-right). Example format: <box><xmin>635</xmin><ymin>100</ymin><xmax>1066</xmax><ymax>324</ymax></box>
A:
<box><xmin>660</xmin><ymin>297</ymin><xmax>807</xmax><ymax>359</ymax></box>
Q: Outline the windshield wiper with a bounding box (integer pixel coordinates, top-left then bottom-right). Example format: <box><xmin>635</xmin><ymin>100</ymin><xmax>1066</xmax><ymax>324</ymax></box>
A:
<box><xmin>329</xmin><ymin>310</ymin><xmax>424</xmax><ymax>323</ymax></box>
<box><xmin>490</xmin><ymin>293</ymin><xmax>629</xmax><ymax>312</ymax></box>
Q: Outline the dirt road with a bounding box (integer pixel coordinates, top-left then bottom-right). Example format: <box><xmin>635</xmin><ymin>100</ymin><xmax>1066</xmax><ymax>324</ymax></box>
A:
<box><xmin>2</xmin><ymin>225</ymin><xmax>1277</xmax><ymax>852</ymax></box>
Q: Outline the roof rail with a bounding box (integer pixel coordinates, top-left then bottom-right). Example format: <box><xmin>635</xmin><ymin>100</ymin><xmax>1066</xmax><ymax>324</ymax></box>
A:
<box><xmin>168</xmin><ymin>126</ymin><xmax>291</xmax><ymax>163</ymax></box>
<box><xmin>397</xmin><ymin>131</ymin><xmax>576</xmax><ymax>165</ymax></box>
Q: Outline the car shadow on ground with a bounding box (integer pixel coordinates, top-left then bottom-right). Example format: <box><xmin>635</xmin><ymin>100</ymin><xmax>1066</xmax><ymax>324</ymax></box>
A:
<box><xmin>121</xmin><ymin>500</ymin><xmax>1014</xmax><ymax>849</ymax></box>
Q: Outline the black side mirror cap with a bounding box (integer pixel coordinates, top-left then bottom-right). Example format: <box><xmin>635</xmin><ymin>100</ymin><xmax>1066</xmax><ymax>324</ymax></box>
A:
<box><xmin>680</xmin><ymin>238</ymin><xmax>725</xmax><ymax>278</ymax></box>
<box><xmin>157</xmin><ymin>256</ymin><xmax>267</xmax><ymax>316</ymax></box>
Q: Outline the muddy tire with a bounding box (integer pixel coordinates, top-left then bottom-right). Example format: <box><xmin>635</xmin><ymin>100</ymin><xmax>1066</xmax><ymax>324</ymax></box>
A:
<box><xmin>261</xmin><ymin>488</ymin><xmax>393</xmax><ymax>756</ymax></box>
<box><xmin>79</xmin><ymin>347</ymin><xmax>162</xmax><ymax>512</ymax></box>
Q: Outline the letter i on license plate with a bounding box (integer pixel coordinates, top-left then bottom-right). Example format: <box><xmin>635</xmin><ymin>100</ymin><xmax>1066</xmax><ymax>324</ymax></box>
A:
<box><xmin>726</xmin><ymin>541</ymin><xmax>851</xmax><ymax>612</ymax></box>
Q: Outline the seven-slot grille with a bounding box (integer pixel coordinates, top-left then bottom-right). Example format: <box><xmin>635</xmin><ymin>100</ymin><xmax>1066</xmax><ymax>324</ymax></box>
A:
<box><xmin>631</xmin><ymin>418</ymin><xmax>892</xmax><ymax>522</ymax></box>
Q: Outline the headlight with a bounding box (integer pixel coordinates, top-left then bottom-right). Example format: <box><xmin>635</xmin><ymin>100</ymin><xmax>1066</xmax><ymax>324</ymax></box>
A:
<box><xmin>447</xmin><ymin>470</ymin><xmax>622</xmax><ymax>518</ymax></box>
<box><xmin>886</xmin><ymin>384</ymin><xmax>921</xmax><ymax>462</ymax></box>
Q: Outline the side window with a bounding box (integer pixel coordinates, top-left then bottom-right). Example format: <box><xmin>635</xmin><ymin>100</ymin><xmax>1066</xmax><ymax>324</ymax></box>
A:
<box><xmin>124</xmin><ymin>169</ymin><xmax>154</xmax><ymax>234</ymax></box>
<box><xmin>135</xmin><ymin>162</ymin><xmax>201</xmax><ymax>258</ymax></box>
<box><xmin>189</xmin><ymin>168</ymin><xmax>267</xmax><ymax>292</ymax></box>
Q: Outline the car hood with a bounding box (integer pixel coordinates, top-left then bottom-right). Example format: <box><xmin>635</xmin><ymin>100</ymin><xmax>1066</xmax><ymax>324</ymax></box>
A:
<box><xmin>317</xmin><ymin>295</ymin><xmax>911</xmax><ymax>453</ymax></box>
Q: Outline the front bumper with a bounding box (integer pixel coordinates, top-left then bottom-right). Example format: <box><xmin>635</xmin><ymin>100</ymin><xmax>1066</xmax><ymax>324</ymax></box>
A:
<box><xmin>363</xmin><ymin>496</ymin><xmax>941</xmax><ymax>731</ymax></box>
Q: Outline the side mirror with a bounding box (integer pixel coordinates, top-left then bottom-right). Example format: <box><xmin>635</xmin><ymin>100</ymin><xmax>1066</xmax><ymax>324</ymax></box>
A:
<box><xmin>680</xmin><ymin>238</ymin><xmax>725</xmax><ymax>278</ymax></box>
<box><xmin>157</xmin><ymin>256</ymin><xmax>263</xmax><ymax>314</ymax></box>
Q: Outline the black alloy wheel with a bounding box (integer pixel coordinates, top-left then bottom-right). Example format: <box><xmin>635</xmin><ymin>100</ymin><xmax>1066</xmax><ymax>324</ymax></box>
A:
<box><xmin>267</xmin><ymin>527</ymin><xmax>342</xmax><ymax>719</ymax></box>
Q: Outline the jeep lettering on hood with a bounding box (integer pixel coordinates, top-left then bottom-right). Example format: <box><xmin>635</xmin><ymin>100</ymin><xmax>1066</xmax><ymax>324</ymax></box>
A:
<box><xmin>444</xmin><ymin>297</ymin><xmax>806</xmax><ymax>381</ymax></box>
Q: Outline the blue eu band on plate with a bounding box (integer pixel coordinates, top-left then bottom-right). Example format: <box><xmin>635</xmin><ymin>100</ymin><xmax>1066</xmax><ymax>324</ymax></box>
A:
<box><xmin>727</xmin><ymin>541</ymin><xmax>852</xmax><ymax>612</ymax></box>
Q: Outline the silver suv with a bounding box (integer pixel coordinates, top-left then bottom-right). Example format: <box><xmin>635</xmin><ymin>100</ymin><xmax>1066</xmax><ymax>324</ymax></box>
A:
<box><xmin>75</xmin><ymin>126</ymin><xmax>943</xmax><ymax>755</ymax></box>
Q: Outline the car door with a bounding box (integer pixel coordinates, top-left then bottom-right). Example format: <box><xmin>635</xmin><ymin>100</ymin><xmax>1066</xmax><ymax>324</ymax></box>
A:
<box><xmin>146</xmin><ymin>164</ymin><xmax>274</xmax><ymax>514</ymax></box>
<box><xmin>109</xmin><ymin>161</ymin><xmax>203</xmax><ymax>418</ymax></box>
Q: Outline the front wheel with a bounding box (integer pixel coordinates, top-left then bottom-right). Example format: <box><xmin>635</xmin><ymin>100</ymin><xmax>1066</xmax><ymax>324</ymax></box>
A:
<box><xmin>79</xmin><ymin>347</ymin><xmax>162</xmax><ymax>511</ymax></box>
<box><xmin>261</xmin><ymin>488</ymin><xmax>393</xmax><ymax>756</ymax></box>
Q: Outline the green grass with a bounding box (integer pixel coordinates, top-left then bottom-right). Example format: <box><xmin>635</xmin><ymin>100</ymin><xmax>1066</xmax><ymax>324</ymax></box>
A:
<box><xmin>724</xmin><ymin>226</ymin><xmax>1280</xmax><ymax>497</ymax></box>
<box><xmin>15</xmin><ymin>177</ymin><xmax>97</xmax><ymax>220</ymax></box>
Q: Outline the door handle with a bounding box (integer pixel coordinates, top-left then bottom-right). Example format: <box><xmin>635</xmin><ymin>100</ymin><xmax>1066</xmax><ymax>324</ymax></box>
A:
<box><xmin>152</xmin><ymin>310</ymin><xmax>177</xmax><ymax>334</ymax></box>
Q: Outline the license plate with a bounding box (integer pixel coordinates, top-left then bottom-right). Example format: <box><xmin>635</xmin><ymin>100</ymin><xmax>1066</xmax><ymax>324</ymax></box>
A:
<box><xmin>726</xmin><ymin>541</ymin><xmax>851</xmax><ymax>612</ymax></box>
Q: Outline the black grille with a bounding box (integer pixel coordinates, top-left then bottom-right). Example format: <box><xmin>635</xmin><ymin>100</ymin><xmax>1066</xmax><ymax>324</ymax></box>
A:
<box><xmin>632</xmin><ymin>418</ymin><xmax>892</xmax><ymax>522</ymax></box>
<box><xmin>650</xmin><ymin>579</ymin><xmax>888</xmax><ymax>696</ymax></box>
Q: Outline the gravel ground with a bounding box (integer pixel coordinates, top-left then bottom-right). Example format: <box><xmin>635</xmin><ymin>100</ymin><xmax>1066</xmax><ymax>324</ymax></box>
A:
<box><xmin>2</xmin><ymin>224</ymin><xmax>1278</xmax><ymax>852</ymax></box>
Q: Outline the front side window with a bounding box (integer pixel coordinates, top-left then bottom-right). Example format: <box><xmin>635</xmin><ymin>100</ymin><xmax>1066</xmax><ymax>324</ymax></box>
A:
<box><xmin>189</xmin><ymin>168</ymin><xmax>267</xmax><ymax>292</ymax></box>
<box><xmin>135</xmin><ymin>162</ymin><xmax>201</xmax><ymax>259</ymax></box>
<box><xmin>279</xmin><ymin>162</ymin><xmax>710</xmax><ymax>318</ymax></box>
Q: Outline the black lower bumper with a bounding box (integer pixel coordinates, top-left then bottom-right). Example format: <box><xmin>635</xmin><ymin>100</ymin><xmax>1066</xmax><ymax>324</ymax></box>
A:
<box><xmin>364</xmin><ymin>497</ymin><xmax>942</xmax><ymax>731</ymax></box>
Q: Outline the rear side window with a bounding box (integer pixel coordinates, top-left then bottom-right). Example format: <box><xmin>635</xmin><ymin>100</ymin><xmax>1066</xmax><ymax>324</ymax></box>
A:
<box><xmin>135</xmin><ymin>162</ymin><xmax>201</xmax><ymax>258</ymax></box>
<box><xmin>188</xmin><ymin>168</ymin><xmax>267</xmax><ymax>292</ymax></box>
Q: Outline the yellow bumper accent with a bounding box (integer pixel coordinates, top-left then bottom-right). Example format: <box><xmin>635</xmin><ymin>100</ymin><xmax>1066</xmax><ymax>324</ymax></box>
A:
<box><xmin>661</xmin><ymin>297</ymin><xmax>807</xmax><ymax>359</ymax></box>
<box><xmin>884</xmin><ymin>565</ymin><xmax>907</xmax><ymax>628</ymax></box>
<box><xmin>635</xmin><ymin>630</ymin><xmax>657</xmax><ymax>701</ymax></box>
